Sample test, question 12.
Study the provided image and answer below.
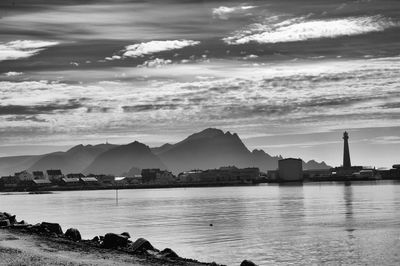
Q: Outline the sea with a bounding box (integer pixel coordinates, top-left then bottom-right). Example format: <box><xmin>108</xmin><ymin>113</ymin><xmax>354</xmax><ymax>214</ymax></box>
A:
<box><xmin>2</xmin><ymin>182</ymin><xmax>400</xmax><ymax>266</ymax></box>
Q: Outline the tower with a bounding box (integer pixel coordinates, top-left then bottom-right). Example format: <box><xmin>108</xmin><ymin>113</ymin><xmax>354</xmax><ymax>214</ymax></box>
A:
<box><xmin>343</xmin><ymin>131</ymin><xmax>351</xmax><ymax>169</ymax></box>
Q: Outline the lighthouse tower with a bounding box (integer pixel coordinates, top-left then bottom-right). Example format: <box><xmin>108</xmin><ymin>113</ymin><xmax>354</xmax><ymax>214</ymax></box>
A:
<box><xmin>343</xmin><ymin>131</ymin><xmax>351</xmax><ymax>169</ymax></box>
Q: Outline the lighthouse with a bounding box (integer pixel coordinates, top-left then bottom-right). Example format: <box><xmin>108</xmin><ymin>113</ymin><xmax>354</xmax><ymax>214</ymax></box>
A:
<box><xmin>343</xmin><ymin>131</ymin><xmax>351</xmax><ymax>169</ymax></box>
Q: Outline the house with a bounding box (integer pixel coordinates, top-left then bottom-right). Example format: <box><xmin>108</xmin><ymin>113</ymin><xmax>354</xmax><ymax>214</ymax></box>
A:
<box><xmin>60</xmin><ymin>178</ymin><xmax>81</xmax><ymax>186</ymax></box>
<box><xmin>87</xmin><ymin>174</ymin><xmax>115</xmax><ymax>185</ymax></box>
<box><xmin>80</xmin><ymin>177</ymin><xmax>99</xmax><ymax>186</ymax></box>
<box><xmin>0</xmin><ymin>176</ymin><xmax>20</xmax><ymax>188</ymax></box>
<box><xmin>29</xmin><ymin>179</ymin><xmax>52</xmax><ymax>187</ymax></box>
<box><xmin>32</xmin><ymin>171</ymin><xmax>45</xmax><ymax>180</ymax></box>
<box><xmin>66</xmin><ymin>173</ymin><xmax>85</xmax><ymax>179</ymax></box>
<box><xmin>14</xmin><ymin>170</ymin><xmax>33</xmax><ymax>181</ymax></box>
<box><xmin>141</xmin><ymin>169</ymin><xmax>175</xmax><ymax>184</ymax></box>
<box><xmin>47</xmin><ymin>169</ymin><xmax>63</xmax><ymax>182</ymax></box>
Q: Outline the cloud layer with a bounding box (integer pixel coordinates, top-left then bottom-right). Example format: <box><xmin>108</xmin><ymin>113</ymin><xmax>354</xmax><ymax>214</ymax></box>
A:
<box><xmin>123</xmin><ymin>40</ymin><xmax>200</xmax><ymax>58</ymax></box>
<box><xmin>0</xmin><ymin>40</ymin><xmax>58</xmax><ymax>61</ymax></box>
<box><xmin>224</xmin><ymin>16</ymin><xmax>399</xmax><ymax>44</ymax></box>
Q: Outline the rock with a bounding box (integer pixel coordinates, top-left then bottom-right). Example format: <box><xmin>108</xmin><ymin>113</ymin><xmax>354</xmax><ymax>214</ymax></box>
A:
<box><xmin>0</xmin><ymin>219</ymin><xmax>11</xmax><ymax>227</ymax></box>
<box><xmin>103</xmin><ymin>233</ymin><xmax>129</xmax><ymax>248</ymax></box>
<box><xmin>12</xmin><ymin>223</ymin><xmax>30</xmax><ymax>229</ymax></box>
<box><xmin>8</xmin><ymin>215</ymin><xmax>16</xmax><ymax>225</ymax></box>
<box><xmin>92</xmin><ymin>236</ymin><xmax>100</xmax><ymax>242</ymax></box>
<box><xmin>0</xmin><ymin>213</ymin><xmax>8</xmax><ymax>220</ymax></box>
<box><xmin>3</xmin><ymin>212</ymin><xmax>12</xmax><ymax>218</ymax></box>
<box><xmin>240</xmin><ymin>260</ymin><xmax>258</xmax><ymax>266</ymax></box>
<box><xmin>130</xmin><ymin>238</ymin><xmax>155</xmax><ymax>253</ymax></box>
<box><xmin>65</xmin><ymin>228</ymin><xmax>82</xmax><ymax>241</ymax></box>
<box><xmin>120</xmin><ymin>232</ymin><xmax>131</xmax><ymax>239</ymax></box>
<box><xmin>40</xmin><ymin>222</ymin><xmax>63</xmax><ymax>235</ymax></box>
<box><xmin>160</xmin><ymin>248</ymin><xmax>179</xmax><ymax>258</ymax></box>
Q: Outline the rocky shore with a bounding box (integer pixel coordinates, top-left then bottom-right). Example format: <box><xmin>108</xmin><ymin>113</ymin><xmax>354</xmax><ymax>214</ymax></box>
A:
<box><xmin>0</xmin><ymin>212</ymin><xmax>257</xmax><ymax>266</ymax></box>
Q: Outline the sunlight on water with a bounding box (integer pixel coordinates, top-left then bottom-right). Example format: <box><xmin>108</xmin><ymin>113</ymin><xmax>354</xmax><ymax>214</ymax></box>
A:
<box><xmin>2</xmin><ymin>181</ymin><xmax>400</xmax><ymax>265</ymax></box>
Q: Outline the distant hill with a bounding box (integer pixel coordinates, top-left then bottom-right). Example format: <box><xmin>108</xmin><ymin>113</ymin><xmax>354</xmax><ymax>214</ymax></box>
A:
<box><xmin>84</xmin><ymin>141</ymin><xmax>167</xmax><ymax>176</ymax></box>
<box><xmin>0</xmin><ymin>155</ymin><xmax>43</xmax><ymax>176</ymax></box>
<box><xmin>28</xmin><ymin>144</ymin><xmax>116</xmax><ymax>174</ymax></box>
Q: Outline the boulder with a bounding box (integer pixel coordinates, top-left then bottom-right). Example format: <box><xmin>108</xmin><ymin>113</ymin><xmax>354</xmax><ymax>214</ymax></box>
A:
<box><xmin>160</xmin><ymin>248</ymin><xmax>179</xmax><ymax>258</ymax></box>
<box><xmin>120</xmin><ymin>232</ymin><xmax>131</xmax><ymax>239</ymax></box>
<box><xmin>0</xmin><ymin>213</ymin><xmax>8</xmax><ymax>220</ymax></box>
<box><xmin>130</xmin><ymin>238</ymin><xmax>155</xmax><ymax>253</ymax></box>
<box><xmin>40</xmin><ymin>222</ymin><xmax>63</xmax><ymax>235</ymax></box>
<box><xmin>0</xmin><ymin>219</ymin><xmax>10</xmax><ymax>227</ymax></box>
<box><xmin>92</xmin><ymin>236</ymin><xmax>100</xmax><ymax>242</ymax></box>
<box><xmin>240</xmin><ymin>260</ymin><xmax>258</xmax><ymax>266</ymax></box>
<box><xmin>103</xmin><ymin>233</ymin><xmax>129</xmax><ymax>248</ymax></box>
<box><xmin>65</xmin><ymin>228</ymin><xmax>82</xmax><ymax>241</ymax></box>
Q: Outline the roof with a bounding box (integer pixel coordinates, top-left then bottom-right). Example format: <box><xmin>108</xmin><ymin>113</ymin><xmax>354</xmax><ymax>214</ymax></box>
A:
<box><xmin>279</xmin><ymin>158</ymin><xmax>302</xmax><ymax>162</ymax></box>
<box><xmin>80</xmin><ymin>177</ymin><xmax>98</xmax><ymax>182</ymax></box>
<box><xmin>62</xmin><ymin>178</ymin><xmax>80</xmax><ymax>183</ymax></box>
<box><xmin>32</xmin><ymin>179</ymin><xmax>52</xmax><ymax>184</ymax></box>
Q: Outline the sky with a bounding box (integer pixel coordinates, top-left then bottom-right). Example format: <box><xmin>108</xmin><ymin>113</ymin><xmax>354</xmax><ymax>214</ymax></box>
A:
<box><xmin>0</xmin><ymin>0</ymin><xmax>400</xmax><ymax>168</ymax></box>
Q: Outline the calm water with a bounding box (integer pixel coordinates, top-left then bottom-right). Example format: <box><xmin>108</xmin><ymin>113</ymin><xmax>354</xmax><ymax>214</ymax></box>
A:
<box><xmin>2</xmin><ymin>182</ymin><xmax>400</xmax><ymax>265</ymax></box>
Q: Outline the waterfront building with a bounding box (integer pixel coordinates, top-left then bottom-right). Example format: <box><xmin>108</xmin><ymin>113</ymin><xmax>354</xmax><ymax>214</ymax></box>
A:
<box><xmin>177</xmin><ymin>170</ymin><xmax>202</xmax><ymax>183</ymax></box>
<box><xmin>67</xmin><ymin>173</ymin><xmax>85</xmax><ymax>179</ymax></box>
<box><xmin>47</xmin><ymin>169</ymin><xmax>64</xmax><ymax>182</ymax></box>
<box><xmin>278</xmin><ymin>158</ymin><xmax>303</xmax><ymax>181</ymax></box>
<box><xmin>0</xmin><ymin>175</ymin><xmax>20</xmax><ymax>188</ymax></box>
<box><xmin>14</xmin><ymin>170</ymin><xmax>33</xmax><ymax>181</ymax></box>
<box><xmin>79</xmin><ymin>177</ymin><xmax>99</xmax><ymax>185</ymax></box>
<box><xmin>32</xmin><ymin>171</ymin><xmax>45</xmax><ymax>180</ymax></box>
<box><xmin>141</xmin><ymin>168</ymin><xmax>175</xmax><ymax>184</ymax></box>
<box><xmin>29</xmin><ymin>179</ymin><xmax>52</xmax><ymax>187</ymax></box>
<box><xmin>60</xmin><ymin>178</ymin><xmax>81</xmax><ymax>186</ymax></box>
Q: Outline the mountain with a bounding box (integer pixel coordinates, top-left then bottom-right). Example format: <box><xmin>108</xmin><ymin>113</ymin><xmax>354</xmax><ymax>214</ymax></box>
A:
<box><xmin>303</xmin><ymin>160</ymin><xmax>331</xmax><ymax>170</ymax></box>
<box><xmin>84</xmin><ymin>141</ymin><xmax>167</xmax><ymax>176</ymax></box>
<box><xmin>157</xmin><ymin>128</ymin><xmax>330</xmax><ymax>174</ymax></box>
<box><xmin>0</xmin><ymin>155</ymin><xmax>43</xmax><ymax>176</ymax></box>
<box><xmin>28</xmin><ymin>144</ymin><xmax>117</xmax><ymax>174</ymax></box>
<box><xmin>151</xmin><ymin>143</ymin><xmax>173</xmax><ymax>155</ymax></box>
<box><xmin>158</xmin><ymin>128</ymin><xmax>255</xmax><ymax>174</ymax></box>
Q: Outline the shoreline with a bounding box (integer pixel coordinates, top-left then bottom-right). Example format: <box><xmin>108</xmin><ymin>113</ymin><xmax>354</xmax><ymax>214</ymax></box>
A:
<box><xmin>0</xmin><ymin>211</ymin><xmax>226</xmax><ymax>266</ymax></box>
<box><xmin>1</xmin><ymin>178</ymin><xmax>399</xmax><ymax>193</ymax></box>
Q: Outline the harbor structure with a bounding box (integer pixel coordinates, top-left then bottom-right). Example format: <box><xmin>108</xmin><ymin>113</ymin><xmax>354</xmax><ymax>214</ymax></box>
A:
<box><xmin>278</xmin><ymin>158</ymin><xmax>303</xmax><ymax>181</ymax></box>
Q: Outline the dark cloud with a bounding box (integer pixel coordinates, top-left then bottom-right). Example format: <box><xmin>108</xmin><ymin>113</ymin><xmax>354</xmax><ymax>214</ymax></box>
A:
<box><xmin>0</xmin><ymin>99</ymin><xmax>84</xmax><ymax>115</ymax></box>
<box><xmin>122</xmin><ymin>104</ymin><xmax>180</xmax><ymax>112</ymax></box>
<box><xmin>5</xmin><ymin>115</ymin><xmax>47</xmax><ymax>122</ymax></box>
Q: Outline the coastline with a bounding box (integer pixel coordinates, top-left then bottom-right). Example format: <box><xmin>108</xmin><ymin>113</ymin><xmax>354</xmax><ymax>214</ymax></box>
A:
<box><xmin>0</xmin><ymin>212</ymin><xmax>223</xmax><ymax>266</ymax></box>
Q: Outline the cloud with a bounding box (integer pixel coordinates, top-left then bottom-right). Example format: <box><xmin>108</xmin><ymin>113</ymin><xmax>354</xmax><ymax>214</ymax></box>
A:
<box><xmin>138</xmin><ymin>58</ymin><xmax>172</xmax><ymax>68</ymax></box>
<box><xmin>0</xmin><ymin>99</ymin><xmax>84</xmax><ymax>116</ymax></box>
<box><xmin>212</xmin><ymin>5</ymin><xmax>257</xmax><ymax>20</ymax></box>
<box><xmin>123</xmin><ymin>40</ymin><xmax>200</xmax><ymax>58</ymax></box>
<box><xmin>224</xmin><ymin>15</ymin><xmax>399</xmax><ymax>44</ymax></box>
<box><xmin>0</xmin><ymin>40</ymin><xmax>58</xmax><ymax>61</ymax></box>
<box><xmin>122</xmin><ymin>104</ymin><xmax>180</xmax><ymax>112</ymax></box>
<box><xmin>4</xmin><ymin>72</ymin><xmax>23</xmax><ymax>77</ymax></box>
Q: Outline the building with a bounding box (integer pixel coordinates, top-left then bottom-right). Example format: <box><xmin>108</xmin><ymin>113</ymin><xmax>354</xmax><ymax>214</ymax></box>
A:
<box><xmin>278</xmin><ymin>158</ymin><xmax>303</xmax><ymax>181</ymax></box>
<box><xmin>14</xmin><ymin>170</ymin><xmax>33</xmax><ymax>181</ymax></box>
<box><xmin>29</xmin><ymin>179</ymin><xmax>52</xmax><ymax>188</ymax></box>
<box><xmin>60</xmin><ymin>178</ymin><xmax>81</xmax><ymax>186</ymax></box>
<box><xmin>177</xmin><ymin>170</ymin><xmax>202</xmax><ymax>183</ymax></box>
<box><xmin>66</xmin><ymin>173</ymin><xmax>85</xmax><ymax>179</ymax></box>
<box><xmin>32</xmin><ymin>171</ymin><xmax>45</xmax><ymax>180</ymax></box>
<box><xmin>47</xmin><ymin>169</ymin><xmax>64</xmax><ymax>182</ymax></box>
<box><xmin>0</xmin><ymin>176</ymin><xmax>20</xmax><ymax>188</ymax></box>
<box><xmin>79</xmin><ymin>177</ymin><xmax>99</xmax><ymax>186</ymax></box>
<box><xmin>141</xmin><ymin>169</ymin><xmax>175</xmax><ymax>184</ymax></box>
